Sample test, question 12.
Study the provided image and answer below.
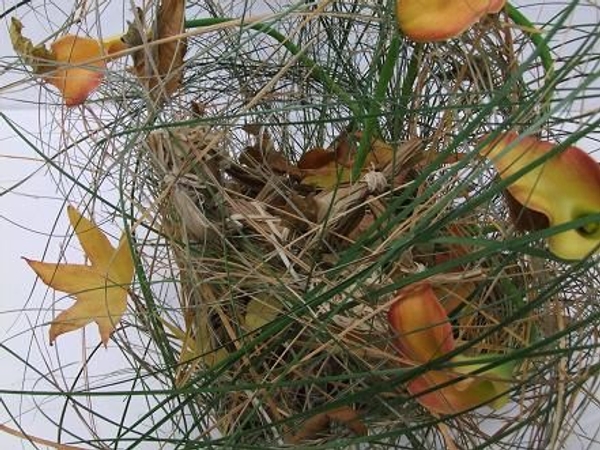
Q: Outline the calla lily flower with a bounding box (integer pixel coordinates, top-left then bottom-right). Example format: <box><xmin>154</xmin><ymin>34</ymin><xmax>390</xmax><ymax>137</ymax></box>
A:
<box><xmin>46</xmin><ymin>35</ymin><xmax>127</xmax><ymax>106</ymax></box>
<box><xmin>396</xmin><ymin>0</ymin><xmax>506</xmax><ymax>42</ymax></box>
<box><xmin>388</xmin><ymin>283</ymin><xmax>455</xmax><ymax>362</ymax></box>
<box><xmin>10</xmin><ymin>18</ymin><xmax>128</xmax><ymax>106</ymax></box>
<box><xmin>388</xmin><ymin>283</ymin><xmax>514</xmax><ymax>414</ymax></box>
<box><xmin>407</xmin><ymin>356</ymin><xmax>513</xmax><ymax>415</ymax></box>
<box><xmin>481</xmin><ymin>132</ymin><xmax>600</xmax><ymax>260</ymax></box>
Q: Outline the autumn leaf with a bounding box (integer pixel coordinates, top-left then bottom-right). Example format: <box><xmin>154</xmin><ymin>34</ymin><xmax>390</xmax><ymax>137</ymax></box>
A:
<box><xmin>152</xmin><ymin>0</ymin><xmax>186</xmax><ymax>97</ymax></box>
<box><xmin>9</xmin><ymin>17</ymin><xmax>55</xmax><ymax>74</ymax></box>
<box><xmin>25</xmin><ymin>206</ymin><xmax>134</xmax><ymax>346</ymax></box>
<box><xmin>298</xmin><ymin>133</ymin><xmax>354</xmax><ymax>189</ymax></box>
<box><xmin>299</xmin><ymin>132</ymin><xmax>397</xmax><ymax>190</ymax></box>
<box><xmin>245</xmin><ymin>295</ymin><xmax>283</xmax><ymax>331</ymax></box>
<box><xmin>240</xmin><ymin>124</ymin><xmax>302</xmax><ymax>178</ymax></box>
<box><xmin>297</xmin><ymin>147</ymin><xmax>335</xmax><ymax>170</ymax></box>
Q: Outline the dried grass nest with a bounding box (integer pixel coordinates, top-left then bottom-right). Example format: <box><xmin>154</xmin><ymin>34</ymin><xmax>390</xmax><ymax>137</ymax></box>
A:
<box><xmin>138</xmin><ymin>113</ymin><xmax>548</xmax><ymax>444</ymax></box>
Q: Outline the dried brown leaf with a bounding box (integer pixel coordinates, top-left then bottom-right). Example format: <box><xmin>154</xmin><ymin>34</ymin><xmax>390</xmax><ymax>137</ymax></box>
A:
<box><xmin>9</xmin><ymin>17</ymin><xmax>55</xmax><ymax>74</ymax></box>
<box><xmin>298</xmin><ymin>147</ymin><xmax>335</xmax><ymax>170</ymax></box>
<box><xmin>333</xmin><ymin>132</ymin><xmax>354</xmax><ymax>166</ymax></box>
<box><xmin>354</xmin><ymin>131</ymin><xmax>395</xmax><ymax>168</ymax></box>
<box><xmin>299</xmin><ymin>133</ymin><xmax>398</xmax><ymax>189</ymax></box>
<box><xmin>345</xmin><ymin>207</ymin><xmax>373</xmax><ymax>241</ymax></box>
<box><xmin>284</xmin><ymin>406</ymin><xmax>367</xmax><ymax>444</ymax></box>
<box><xmin>240</xmin><ymin>124</ymin><xmax>302</xmax><ymax>178</ymax></box>
<box><xmin>153</xmin><ymin>0</ymin><xmax>186</xmax><ymax>96</ymax></box>
<box><xmin>126</xmin><ymin>2</ymin><xmax>187</xmax><ymax>100</ymax></box>
<box><xmin>281</xmin><ymin>192</ymin><xmax>320</xmax><ymax>230</ymax></box>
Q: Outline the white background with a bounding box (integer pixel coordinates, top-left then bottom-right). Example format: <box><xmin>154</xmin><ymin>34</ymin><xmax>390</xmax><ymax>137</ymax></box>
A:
<box><xmin>1</xmin><ymin>1</ymin><xmax>599</xmax><ymax>448</ymax></box>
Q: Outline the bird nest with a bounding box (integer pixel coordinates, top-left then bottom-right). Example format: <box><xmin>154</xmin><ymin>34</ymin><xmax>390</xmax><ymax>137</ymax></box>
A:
<box><xmin>137</xmin><ymin>112</ymin><xmax>557</xmax><ymax>446</ymax></box>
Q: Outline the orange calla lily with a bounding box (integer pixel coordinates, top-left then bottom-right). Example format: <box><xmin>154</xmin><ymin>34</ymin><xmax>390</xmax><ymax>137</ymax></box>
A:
<box><xmin>45</xmin><ymin>35</ymin><xmax>127</xmax><ymax>106</ymax></box>
<box><xmin>45</xmin><ymin>36</ymin><xmax>104</xmax><ymax>106</ymax></box>
<box><xmin>396</xmin><ymin>0</ymin><xmax>506</xmax><ymax>42</ymax></box>
<box><xmin>407</xmin><ymin>355</ymin><xmax>513</xmax><ymax>415</ymax></box>
<box><xmin>388</xmin><ymin>283</ymin><xmax>455</xmax><ymax>362</ymax></box>
<box><xmin>389</xmin><ymin>283</ymin><xmax>514</xmax><ymax>414</ymax></box>
<box><xmin>10</xmin><ymin>18</ymin><xmax>128</xmax><ymax>106</ymax></box>
<box><xmin>481</xmin><ymin>132</ymin><xmax>600</xmax><ymax>260</ymax></box>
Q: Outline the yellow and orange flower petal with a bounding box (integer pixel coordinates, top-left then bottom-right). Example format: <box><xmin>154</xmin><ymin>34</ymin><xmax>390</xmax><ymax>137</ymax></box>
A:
<box><xmin>504</xmin><ymin>189</ymin><xmax>550</xmax><ymax>232</ymax></box>
<box><xmin>11</xmin><ymin>18</ymin><xmax>129</xmax><ymax>106</ymax></box>
<box><xmin>481</xmin><ymin>132</ymin><xmax>600</xmax><ymax>260</ymax></box>
<box><xmin>102</xmin><ymin>36</ymin><xmax>129</xmax><ymax>56</ymax></box>
<box><xmin>388</xmin><ymin>283</ymin><xmax>454</xmax><ymax>362</ymax></box>
<box><xmin>396</xmin><ymin>0</ymin><xmax>506</xmax><ymax>42</ymax></box>
<box><xmin>407</xmin><ymin>355</ymin><xmax>513</xmax><ymax>415</ymax></box>
<box><xmin>44</xmin><ymin>35</ymin><xmax>106</xmax><ymax>106</ymax></box>
<box><xmin>388</xmin><ymin>285</ymin><xmax>516</xmax><ymax>415</ymax></box>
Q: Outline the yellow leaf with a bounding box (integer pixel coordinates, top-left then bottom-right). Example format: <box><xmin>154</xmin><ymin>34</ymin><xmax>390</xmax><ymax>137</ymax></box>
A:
<box><xmin>25</xmin><ymin>206</ymin><xmax>134</xmax><ymax>346</ymax></box>
<box><xmin>245</xmin><ymin>295</ymin><xmax>283</xmax><ymax>331</ymax></box>
<box><xmin>301</xmin><ymin>163</ymin><xmax>353</xmax><ymax>190</ymax></box>
<box><xmin>300</xmin><ymin>133</ymin><xmax>396</xmax><ymax>190</ymax></box>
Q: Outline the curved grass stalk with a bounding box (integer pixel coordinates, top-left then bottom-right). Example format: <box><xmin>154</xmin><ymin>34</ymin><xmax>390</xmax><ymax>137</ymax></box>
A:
<box><xmin>505</xmin><ymin>3</ymin><xmax>554</xmax><ymax>78</ymax></box>
<box><xmin>505</xmin><ymin>2</ymin><xmax>555</xmax><ymax>114</ymax></box>
<box><xmin>184</xmin><ymin>17</ymin><xmax>361</xmax><ymax>118</ymax></box>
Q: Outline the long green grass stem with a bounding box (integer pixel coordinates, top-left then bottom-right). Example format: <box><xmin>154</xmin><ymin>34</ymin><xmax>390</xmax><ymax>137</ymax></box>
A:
<box><xmin>395</xmin><ymin>43</ymin><xmax>421</xmax><ymax>130</ymax></box>
<box><xmin>352</xmin><ymin>34</ymin><xmax>401</xmax><ymax>178</ymax></box>
<box><xmin>184</xmin><ymin>17</ymin><xmax>361</xmax><ymax>118</ymax></box>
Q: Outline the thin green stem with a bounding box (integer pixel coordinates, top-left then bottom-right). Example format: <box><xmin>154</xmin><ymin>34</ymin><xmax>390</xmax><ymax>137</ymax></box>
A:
<box><xmin>352</xmin><ymin>33</ymin><xmax>401</xmax><ymax>178</ymax></box>
<box><xmin>506</xmin><ymin>2</ymin><xmax>555</xmax><ymax>114</ymax></box>
<box><xmin>395</xmin><ymin>43</ymin><xmax>421</xmax><ymax>134</ymax></box>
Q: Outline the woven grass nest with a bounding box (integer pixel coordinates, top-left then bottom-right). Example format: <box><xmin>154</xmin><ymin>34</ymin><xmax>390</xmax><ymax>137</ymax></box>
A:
<box><xmin>139</xmin><ymin>120</ymin><xmax>555</xmax><ymax>446</ymax></box>
<box><xmin>119</xmin><ymin>8</ymin><xmax>599</xmax><ymax>448</ymax></box>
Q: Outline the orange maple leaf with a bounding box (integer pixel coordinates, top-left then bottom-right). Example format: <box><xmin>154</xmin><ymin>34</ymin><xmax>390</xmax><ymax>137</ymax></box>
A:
<box><xmin>25</xmin><ymin>206</ymin><xmax>134</xmax><ymax>346</ymax></box>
